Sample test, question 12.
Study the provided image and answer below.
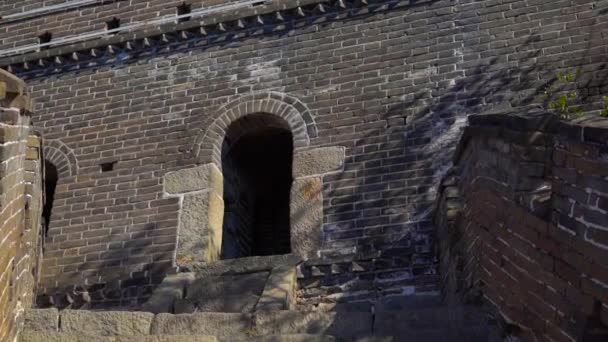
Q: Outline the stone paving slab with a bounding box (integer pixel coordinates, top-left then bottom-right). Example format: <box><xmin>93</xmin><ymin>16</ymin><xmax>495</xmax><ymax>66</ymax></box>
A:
<box><xmin>142</xmin><ymin>273</ymin><xmax>196</xmax><ymax>314</ymax></box>
<box><xmin>256</xmin><ymin>266</ymin><xmax>297</xmax><ymax>311</ymax></box>
<box><xmin>23</xmin><ymin>308</ymin><xmax>59</xmax><ymax>331</ymax></box>
<box><xmin>195</xmin><ymin>294</ymin><xmax>260</xmax><ymax>313</ymax></box>
<box><xmin>151</xmin><ymin>312</ymin><xmax>253</xmax><ymax>340</ymax></box>
<box><xmin>60</xmin><ymin>310</ymin><xmax>154</xmax><ymax>336</ymax></box>
<box><xmin>19</xmin><ymin>332</ymin><xmax>216</xmax><ymax>342</ymax></box>
<box><xmin>237</xmin><ymin>334</ymin><xmax>337</xmax><ymax>342</ymax></box>
<box><xmin>254</xmin><ymin>311</ymin><xmax>372</xmax><ymax>338</ymax></box>
<box><xmin>19</xmin><ymin>331</ymin><xmax>109</xmax><ymax>342</ymax></box>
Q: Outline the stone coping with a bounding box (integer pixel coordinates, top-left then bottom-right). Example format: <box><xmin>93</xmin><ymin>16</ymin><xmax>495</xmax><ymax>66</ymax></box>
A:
<box><xmin>0</xmin><ymin>68</ymin><xmax>26</xmax><ymax>94</ymax></box>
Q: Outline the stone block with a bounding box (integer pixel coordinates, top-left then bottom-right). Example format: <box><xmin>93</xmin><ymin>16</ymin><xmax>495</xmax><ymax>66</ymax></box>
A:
<box><xmin>142</xmin><ymin>273</ymin><xmax>196</xmax><ymax>314</ymax></box>
<box><xmin>23</xmin><ymin>308</ymin><xmax>59</xmax><ymax>331</ymax></box>
<box><xmin>164</xmin><ymin>163</ymin><xmax>223</xmax><ymax>195</ymax></box>
<box><xmin>0</xmin><ymin>69</ymin><xmax>26</xmax><ymax>94</ymax></box>
<box><xmin>292</xmin><ymin>147</ymin><xmax>345</xmax><ymax>178</ymax></box>
<box><xmin>19</xmin><ymin>332</ymin><xmax>217</xmax><ymax>342</ymax></box>
<box><xmin>290</xmin><ymin>177</ymin><xmax>323</xmax><ymax>259</ymax></box>
<box><xmin>196</xmin><ymin>294</ymin><xmax>260</xmax><ymax>313</ymax></box>
<box><xmin>256</xmin><ymin>266</ymin><xmax>297</xmax><ymax>310</ymax></box>
<box><xmin>18</xmin><ymin>332</ymin><xmax>109</xmax><ymax>342</ymax></box>
<box><xmin>151</xmin><ymin>313</ymin><xmax>253</xmax><ymax>340</ymax></box>
<box><xmin>60</xmin><ymin>310</ymin><xmax>154</xmax><ymax>336</ymax></box>
<box><xmin>253</xmin><ymin>311</ymin><xmax>372</xmax><ymax>338</ymax></box>
<box><xmin>176</xmin><ymin>191</ymin><xmax>224</xmax><ymax>265</ymax></box>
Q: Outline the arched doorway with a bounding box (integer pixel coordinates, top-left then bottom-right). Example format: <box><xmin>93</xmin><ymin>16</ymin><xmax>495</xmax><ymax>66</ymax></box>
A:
<box><xmin>220</xmin><ymin>114</ymin><xmax>293</xmax><ymax>259</ymax></box>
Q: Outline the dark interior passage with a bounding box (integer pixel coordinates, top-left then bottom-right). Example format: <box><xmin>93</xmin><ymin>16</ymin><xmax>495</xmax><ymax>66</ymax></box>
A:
<box><xmin>42</xmin><ymin>160</ymin><xmax>58</xmax><ymax>236</ymax></box>
<box><xmin>220</xmin><ymin>115</ymin><xmax>293</xmax><ymax>259</ymax></box>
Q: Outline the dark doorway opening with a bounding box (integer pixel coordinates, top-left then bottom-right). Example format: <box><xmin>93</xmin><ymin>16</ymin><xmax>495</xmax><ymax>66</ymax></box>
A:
<box><xmin>42</xmin><ymin>161</ymin><xmax>58</xmax><ymax>236</ymax></box>
<box><xmin>220</xmin><ymin>114</ymin><xmax>293</xmax><ymax>259</ymax></box>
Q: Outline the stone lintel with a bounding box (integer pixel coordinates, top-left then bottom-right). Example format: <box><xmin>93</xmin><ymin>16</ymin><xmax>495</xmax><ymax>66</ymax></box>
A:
<box><xmin>164</xmin><ymin>163</ymin><xmax>223</xmax><ymax>196</ymax></box>
<box><xmin>292</xmin><ymin>146</ymin><xmax>345</xmax><ymax>178</ymax></box>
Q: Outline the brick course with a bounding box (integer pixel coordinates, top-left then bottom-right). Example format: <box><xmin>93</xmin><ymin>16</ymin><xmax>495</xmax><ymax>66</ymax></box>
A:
<box><xmin>0</xmin><ymin>0</ymin><xmax>606</xmax><ymax>307</ymax></box>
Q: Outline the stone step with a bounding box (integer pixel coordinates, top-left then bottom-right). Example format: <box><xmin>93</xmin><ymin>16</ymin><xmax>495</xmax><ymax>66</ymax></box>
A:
<box><xmin>19</xmin><ymin>331</ymin><xmax>216</xmax><ymax>342</ymax></box>
<box><xmin>143</xmin><ymin>265</ymin><xmax>297</xmax><ymax>314</ymax></box>
<box><xmin>19</xmin><ymin>331</ymin><xmax>341</xmax><ymax>342</ymax></box>
<box><xmin>22</xmin><ymin>305</ymin><xmax>496</xmax><ymax>341</ymax></box>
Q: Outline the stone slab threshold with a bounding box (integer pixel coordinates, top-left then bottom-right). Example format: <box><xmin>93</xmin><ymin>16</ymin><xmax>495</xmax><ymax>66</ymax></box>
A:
<box><xmin>142</xmin><ymin>255</ymin><xmax>300</xmax><ymax>314</ymax></box>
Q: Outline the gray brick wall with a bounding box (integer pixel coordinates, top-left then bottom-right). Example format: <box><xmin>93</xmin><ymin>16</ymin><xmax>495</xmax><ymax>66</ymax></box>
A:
<box><xmin>3</xmin><ymin>0</ymin><xmax>607</xmax><ymax>307</ymax></box>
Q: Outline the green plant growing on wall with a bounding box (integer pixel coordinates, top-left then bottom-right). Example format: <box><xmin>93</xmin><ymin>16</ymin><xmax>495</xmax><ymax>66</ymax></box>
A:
<box><xmin>602</xmin><ymin>96</ymin><xmax>608</xmax><ymax>117</ymax></box>
<box><xmin>544</xmin><ymin>69</ymin><xmax>585</xmax><ymax>120</ymax></box>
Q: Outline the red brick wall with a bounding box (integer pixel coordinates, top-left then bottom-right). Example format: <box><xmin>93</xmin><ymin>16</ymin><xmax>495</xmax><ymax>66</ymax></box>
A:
<box><xmin>0</xmin><ymin>70</ymin><xmax>44</xmax><ymax>342</ymax></box>
<box><xmin>436</xmin><ymin>112</ymin><xmax>608</xmax><ymax>341</ymax></box>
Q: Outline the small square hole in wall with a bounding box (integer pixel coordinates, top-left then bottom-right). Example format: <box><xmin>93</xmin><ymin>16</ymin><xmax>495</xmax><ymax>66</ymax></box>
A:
<box><xmin>105</xmin><ymin>17</ymin><xmax>121</xmax><ymax>34</ymax></box>
<box><xmin>38</xmin><ymin>32</ymin><xmax>52</xmax><ymax>50</ymax></box>
<box><xmin>177</xmin><ymin>2</ymin><xmax>192</xmax><ymax>22</ymax></box>
<box><xmin>100</xmin><ymin>161</ymin><xmax>117</xmax><ymax>172</ymax></box>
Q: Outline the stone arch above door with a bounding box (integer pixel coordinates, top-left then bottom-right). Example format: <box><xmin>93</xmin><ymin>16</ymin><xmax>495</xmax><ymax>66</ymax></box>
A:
<box><xmin>193</xmin><ymin>91</ymin><xmax>318</xmax><ymax>168</ymax></box>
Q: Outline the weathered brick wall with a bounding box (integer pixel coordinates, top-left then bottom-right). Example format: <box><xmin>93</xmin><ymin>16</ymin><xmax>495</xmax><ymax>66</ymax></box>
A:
<box><xmin>0</xmin><ymin>0</ymin><xmax>232</xmax><ymax>49</ymax></box>
<box><xmin>0</xmin><ymin>0</ymin><xmax>606</xmax><ymax>308</ymax></box>
<box><xmin>0</xmin><ymin>70</ymin><xmax>44</xmax><ymax>342</ymax></box>
<box><xmin>435</xmin><ymin>112</ymin><xmax>608</xmax><ymax>341</ymax></box>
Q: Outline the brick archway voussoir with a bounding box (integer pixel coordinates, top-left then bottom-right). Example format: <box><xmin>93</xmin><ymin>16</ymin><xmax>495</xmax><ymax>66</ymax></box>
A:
<box><xmin>43</xmin><ymin>139</ymin><xmax>78</xmax><ymax>178</ymax></box>
<box><xmin>194</xmin><ymin>92</ymin><xmax>317</xmax><ymax>166</ymax></box>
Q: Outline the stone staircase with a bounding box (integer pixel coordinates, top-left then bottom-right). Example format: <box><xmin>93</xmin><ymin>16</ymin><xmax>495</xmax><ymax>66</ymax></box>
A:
<box><xmin>21</xmin><ymin>259</ymin><xmax>501</xmax><ymax>341</ymax></box>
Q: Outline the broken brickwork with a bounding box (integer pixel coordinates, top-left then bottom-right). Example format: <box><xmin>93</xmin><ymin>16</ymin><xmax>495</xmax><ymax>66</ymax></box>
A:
<box><xmin>435</xmin><ymin>112</ymin><xmax>608</xmax><ymax>341</ymax></box>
